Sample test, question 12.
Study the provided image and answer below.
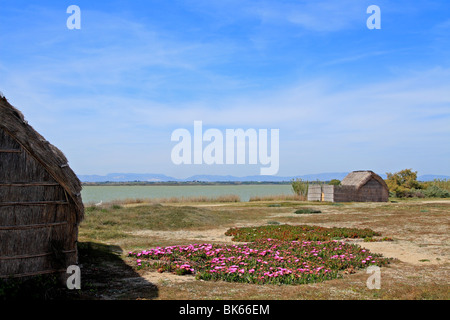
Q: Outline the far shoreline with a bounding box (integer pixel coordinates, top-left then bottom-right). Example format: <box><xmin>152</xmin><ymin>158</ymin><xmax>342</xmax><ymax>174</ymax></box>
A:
<box><xmin>81</xmin><ymin>181</ymin><xmax>294</xmax><ymax>186</ymax></box>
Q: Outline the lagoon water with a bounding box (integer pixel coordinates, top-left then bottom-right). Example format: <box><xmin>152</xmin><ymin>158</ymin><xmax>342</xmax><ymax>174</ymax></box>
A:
<box><xmin>81</xmin><ymin>184</ymin><xmax>294</xmax><ymax>204</ymax></box>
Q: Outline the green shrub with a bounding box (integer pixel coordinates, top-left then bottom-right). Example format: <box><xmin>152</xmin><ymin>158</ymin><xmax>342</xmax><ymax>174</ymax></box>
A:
<box><xmin>410</xmin><ymin>188</ymin><xmax>425</xmax><ymax>198</ymax></box>
<box><xmin>386</xmin><ymin>169</ymin><xmax>423</xmax><ymax>198</ymax></box>
<box><xmin>294</xmin><ymin>208</ymin><xmax>322</xmax><ymax>214</ymax></box>
<box><xmin>225</xmin><ymin>224</ymin><xmax>381</xmax><ymax>242</ymax></box>
<box><xmin>291</xmin><ymin>178</ymin><xmax>309</xmax><ymax>199</ymax></box>
<box><xmin>423</xmin><ymin>185</ymin><xmax>450</xmax><ymax>198</ymax></box>
<box><xmin>429</xmin><ymin>179</ymin><xmax>450</xmax><ymax>192</ymax></box>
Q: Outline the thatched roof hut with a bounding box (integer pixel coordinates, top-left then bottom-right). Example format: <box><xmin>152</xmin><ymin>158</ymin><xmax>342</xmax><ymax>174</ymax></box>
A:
<box><xmin>341</xmin><ymin>170</ymin><xmax>387</xmax><ymax>188</ymax></box>
<box><xmin>0</xmin><ymin>96</ymin><xmax>84</xmax><ymax>278</ymax></box>
<box><xmin>340</xmin><ymin>170</ymin><xmax>389</xmax><ymax>202</ymax></box>
<box><xmin>307</xmin><ymin>170</ymin><xmax>389</xmax><ymax>202</ymax></box>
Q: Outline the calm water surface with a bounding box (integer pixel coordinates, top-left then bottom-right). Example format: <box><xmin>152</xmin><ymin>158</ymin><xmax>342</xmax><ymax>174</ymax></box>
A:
<box><xmin>81</xmin><ymin>184</ymin><xmax>294</xmax><ymax>204</ymax></box>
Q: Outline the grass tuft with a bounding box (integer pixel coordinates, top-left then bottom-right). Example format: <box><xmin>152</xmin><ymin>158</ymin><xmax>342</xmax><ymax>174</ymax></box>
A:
<box><xmin>294</xmin><ymin>208</ymin><xmax>322</xmax><ymax>214</ymax></box>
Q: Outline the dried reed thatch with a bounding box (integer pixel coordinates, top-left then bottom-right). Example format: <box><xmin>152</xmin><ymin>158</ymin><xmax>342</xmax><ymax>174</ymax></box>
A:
<box><xmin>0</xmin><ymin>96</ymin><xmax>84</xmax><ymax>279</ymax></box>
<box><xmin>341</xmin><ymin>170</ymin><xmax>389</xmax><ymax>202</ymax></box>
<box><xmin>341</xmin><ymin>170</ymin><xmax>388</xmax><ymax>189</ymax></box>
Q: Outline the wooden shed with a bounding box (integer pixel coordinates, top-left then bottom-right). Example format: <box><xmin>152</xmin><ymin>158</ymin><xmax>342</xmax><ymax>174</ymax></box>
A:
<box><xmin>0</xmin><ymin>96</ymin><xmax>84</xmax><ymax>279</ymax></box>
<box><xmin>307</xmin><ymin>170</ymin><xmax>389</xmax><ymax>202</ymax></box>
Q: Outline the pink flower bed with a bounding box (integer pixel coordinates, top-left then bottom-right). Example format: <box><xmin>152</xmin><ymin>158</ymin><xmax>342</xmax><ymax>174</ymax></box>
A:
<box><xmin>128</xmin><ymin>239</ymin><xmax>390</xmax><ymax>285</ymax></box>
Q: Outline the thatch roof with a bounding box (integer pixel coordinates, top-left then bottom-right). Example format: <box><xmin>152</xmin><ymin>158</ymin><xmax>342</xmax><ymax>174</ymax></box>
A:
<box><xmin>0</xmin><ymin>96</ymin><xmax>84</xmax><ymax>222</ymax></box>
<box><xmin>341</xmin><ymin>170</ymin><xmax>388</xmax><ymax>190</ymax></box>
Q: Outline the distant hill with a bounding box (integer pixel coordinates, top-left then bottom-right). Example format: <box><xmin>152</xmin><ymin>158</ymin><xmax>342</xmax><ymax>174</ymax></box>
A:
<box><xmin>78</xmin><ymin>172</ymin><xmax>449</xmax><ymax>183</ymax></box>
<box><xmin>78</xmin><ymin>173</ymin><xmax>178</xmax><ymax>183</ymax></box>
<box><xmin>79</xmin><ymin>172</ymin><xmax>350</xmax><ymax>183</ymax></box>
<box><xmin>418</xmin><ymin>174</ymin><xmax>450</xmax><ymax>181</ymax></box>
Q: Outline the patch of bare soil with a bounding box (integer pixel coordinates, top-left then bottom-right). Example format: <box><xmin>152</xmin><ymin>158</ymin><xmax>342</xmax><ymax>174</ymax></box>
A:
<box><xmin>141</xmin><ymin>271</ymin><xmax>196</xmax><ymax>284</ymax></box>
<box><xmin>351</xmin><ymin>240</ymin><xmax>448</xmax><ymax>265</ymax></box>
<box><xmin>128</xmin><ymin>228</ymin><xmax>235</xmax><ymax>244</ymax></box>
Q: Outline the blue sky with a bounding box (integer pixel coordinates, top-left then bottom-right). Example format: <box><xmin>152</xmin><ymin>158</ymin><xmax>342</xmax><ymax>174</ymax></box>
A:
<box><xmin>1</xmin><ymin>0</ymin><xmax>449</xmax><ymax>178</ymax></box>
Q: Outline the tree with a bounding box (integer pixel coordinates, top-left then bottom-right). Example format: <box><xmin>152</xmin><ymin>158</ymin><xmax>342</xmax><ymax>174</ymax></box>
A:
<box><xmin>385</xmin><ymin>169</ymin><xmax>422</xmax><ymax>197</ymax></box>
<box><xmin>328</xmin><ymin>179</ymin><xmax>341</xmax><ymax>186</ymax></box>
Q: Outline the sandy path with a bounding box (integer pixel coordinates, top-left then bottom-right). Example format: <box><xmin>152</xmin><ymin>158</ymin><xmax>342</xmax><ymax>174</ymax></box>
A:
<box><xmin>130</xmin><ymin>228</ymin><xmax>235</xmax><ymax>244</ymax></box>
<box><xmin>351</xmin><ymin>240</ymin><xmax>448</xmax><ymax>265</ymax></box>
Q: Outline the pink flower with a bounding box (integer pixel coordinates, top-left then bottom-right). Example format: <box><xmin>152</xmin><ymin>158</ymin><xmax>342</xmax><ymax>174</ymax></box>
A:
<box><xmin>227</xmin><ymin>267</ymin><xmax>238</xmax><ymax>273</ymax></box>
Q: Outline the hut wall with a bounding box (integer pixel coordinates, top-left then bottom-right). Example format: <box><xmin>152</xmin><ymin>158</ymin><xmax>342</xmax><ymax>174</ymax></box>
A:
<box><xmin>322</xmin><ymin>185</ymin><xmax>335</xmax><ymax>202</ymax></box>
<box><xmin>307</xmin><ymin>185</ymin><xmax>359</xmax><ymax>202</ymax></box>
<box><xmin>356</xmin><ymin>179</ymin><xmax>389</xmax><ymax>202</ymax></box>
<box><xmin>332</xmin><ymin>185</ymin><xmax>357</xmax><ymax>202</ymax></box>
<box><xmin>0</xmin><ymin>128</ymin><xmax>78</xmax><ymax>278</ymax></box>
<box><xmin>307</xmin><ymin>185</ymin><xmax>322</xmax><ymax>201</ymax></box>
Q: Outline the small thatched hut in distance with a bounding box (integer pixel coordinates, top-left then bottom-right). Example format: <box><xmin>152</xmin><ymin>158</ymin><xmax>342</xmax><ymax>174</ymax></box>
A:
<box><xmin>340</xmin><ymin>170</ymin><xmax>389</xmax><ymax>202</ymax></box>
<box><xmin>307</xmin><ymin>170</ymin><xmax>389</xmax><ymax>202</ymax></box>
<box><xmin>0</xmin><ymin>96</ymin><xmax>84</xmax><ymax>279</ymax></box>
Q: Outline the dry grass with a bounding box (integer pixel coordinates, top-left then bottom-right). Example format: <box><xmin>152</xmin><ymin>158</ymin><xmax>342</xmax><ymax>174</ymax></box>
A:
<box><xmin>249</xmin><ymin>194</ymin><xmax>304</xmax><ymax>201</ymax></box>
<box><xmin>91</xmin><ymin>194</ymin><xmax>241</xmax><ymax>207</ymax></box>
